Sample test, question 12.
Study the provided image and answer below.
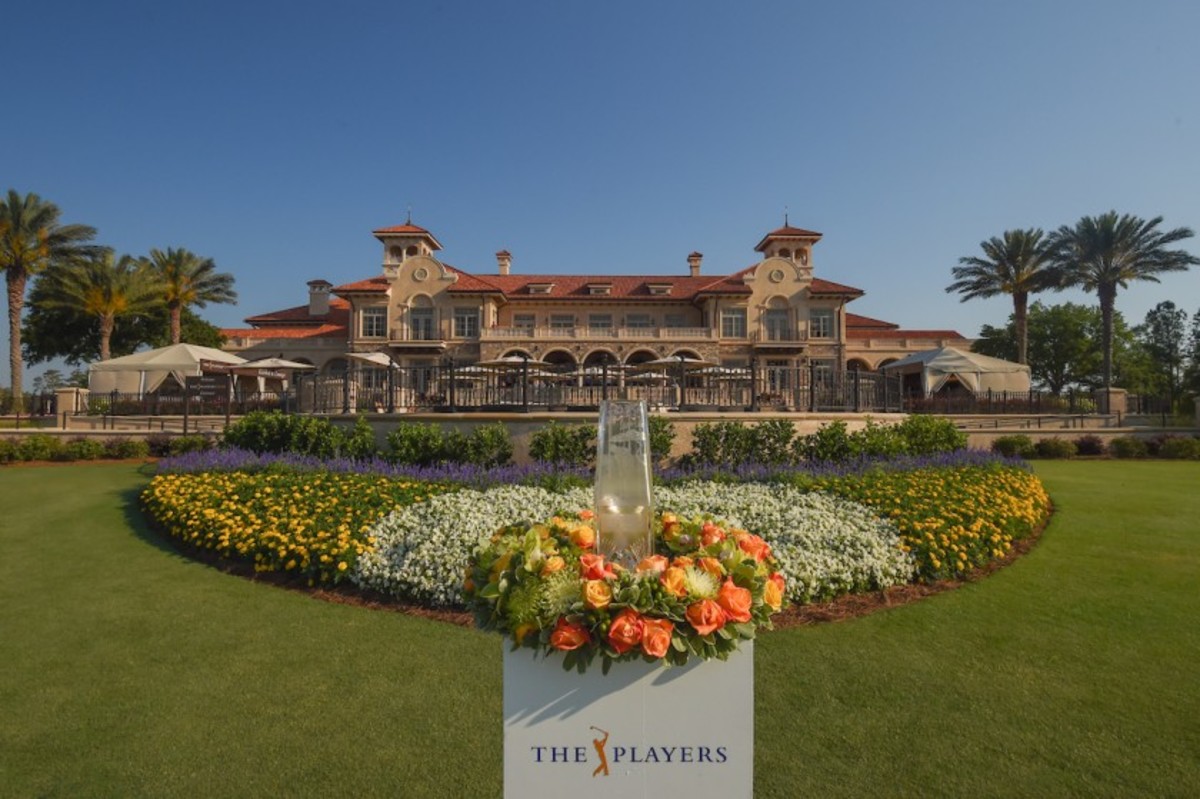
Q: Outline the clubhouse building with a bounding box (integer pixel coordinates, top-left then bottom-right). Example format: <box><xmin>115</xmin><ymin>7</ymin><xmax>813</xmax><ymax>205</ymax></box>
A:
<box><xmin>221</xmin><ymin>220</ymin><xmax>967</xmax><ymax>387</ymax></box>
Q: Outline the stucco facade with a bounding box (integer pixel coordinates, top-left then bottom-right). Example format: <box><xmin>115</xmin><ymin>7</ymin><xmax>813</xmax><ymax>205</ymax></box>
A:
<box><xmin>221</xmin><ymin>221</ymin><xmax>968</xmax><ymax>375</ymax></box>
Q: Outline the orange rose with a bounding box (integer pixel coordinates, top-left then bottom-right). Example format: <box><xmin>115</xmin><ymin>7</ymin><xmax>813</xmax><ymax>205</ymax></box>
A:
<box><xmin>541</xmin><ymin>556</ymin><xmax>566</xmax><ymax>576</ymax></box>
<box><xmin>764</xmin><ymin>572</ymin><xmax>786</xmax><ymax>611</ymax></box>
<box><xmin>584</xmin><ymin>579</ymin><xmax>613</xmax><ymax>609</ymax></box>
<box><xmin>637</xmin><ymin>555</ymin><xmax>669</xmax><ymax>574</ymax></box>
<box><xmin>570</xmin><ymin>524</ymin><xmax>596</xmax><ymax>549</ymax></box>
<box><xmin>549</xmin><ymin>617</ymin><xmax>590</xmax><ymax>651</ymax></box>
<box><xmin>640</xmin><ymin>617</ymin><xmax>674</xmax><ymax>659</ymax></box>
<box><xmin>660</xmin><ymin>566</ymin><xmax>688</xmax><ymax>597</ymax></box>
<box><xmin>607</xmin><ymin>608</ymin><xmax>645</xmax><ymax>655</ymax></box>
<box><xmin>686</xmin><ymin>599</ymin><xmax>728</xmax><ymax>636</ymax></box>
<box><xmin>698</xmin><ymin>557</ymin><xmax>725</xmax><ymax>579</ymax></box>
<box><xmin>671</xmin><ymin>556</ymin><xmax>694</xmax><ymax>569</ymax></box>
<box><xmin>736</xmin><ymin>533</ymin><xmax>771</xmax><ymax>563</ymax></box>
<box><xmin>579</xmin><ymin>553</ymin><xmax>614</xmax><ymax>580</ymax></box>
<box><xmin>700</xmin><ymin>522</ymin><xmax>726</xmax><ymax>547</ymax></box>
<box><xmin>716</xmin><ymin>578</ymin><xmax>753</xmax><ymax>623</ymax></box>
<box><xmin>578</xmin><ymin>509</ymin><xmax>595</xmax><ymax>521</ymax></box>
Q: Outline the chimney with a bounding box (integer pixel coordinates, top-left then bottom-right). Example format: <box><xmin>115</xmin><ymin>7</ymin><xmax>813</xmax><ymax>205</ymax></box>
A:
<box><xmin>307</xmin><ymin>279</ymin><xmax>332</xmax><ymax>316</ymax></box>
<box><xmin>687</xmin><ymin>251</ymin><xmax>703</xmax><ymax>278</ymax></box>
<box><xmin>496</xmin><ymin>249</ymin><xmax>512</xmax><ymax>276</ymax></box>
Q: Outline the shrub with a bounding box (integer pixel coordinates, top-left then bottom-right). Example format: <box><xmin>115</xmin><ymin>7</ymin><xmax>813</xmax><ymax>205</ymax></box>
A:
<box><xmin>1074</xmin><ymin>434</ymin><xmax>1105</xmax><ymax>456</ymax></box>
<box><xmin>1033</xmin><ymin>437</ymin><xmax>1077</xmax><ymax>459</ymax></box>
<box><xmin>793</xmin><ymin>421</ymin><xmax>853</xmax><ymax>463</ymax></box>
<box><xmin>991</xmin><ymin>435</ymin><xmax>1035</xmax><ymax>458</ymax></box>
<box><xmin>342</xmin><ymin>416</ymin><xmax>379</xmax><ymax>460</ymax></box>
<box><xmin>224</xmin><ymin>411</ymin><xmax>347</xmax><ymax>458</ymax></box>
<box><xmin>1157</xmin><ymin>436</ymin><xmax>1200</xmax><ymax>460</ymax></box>
<box><xmin>169</xmin><ymin>435</ymin><xmax>213</xmax><ymax>456</ymax></box>
<box><xmin>106</xmin><ymin>438</ymin><xmax>151</xmax><ymax>459</ymax></box>
<box><xmin>1108</xmin><ymin>436</ymin><xmax>1148</xmax><ymax>459</ymax></box>
<box><xmin>17</xmin><ymin>434</ymin><xmax>64</xmax><ymax>462</ymax></box>
<box><xmin>529</xmin><ymin>421</ymin><xmax>596</xmax><ymax>466</ymax></box>
<box><xmin>387</xmin><ymin>422</ymin><xmax>452</xmax><ymax>466</ymax></box>
<box><xmin>750</xmin><ymin>419</ymin><xmax>796</xmax><ymax>466</ymax></box>
<box><xmin>647</xmin><ymin>415</ymin><xmax>675</xmax><ymax>465</ymax></box>
<box><xmin>465</xmin><ymin>422</ymin><xmax>513</xmax><ymax>468</ymax></box>
<box><xmin>146</xmin><ymin>434</ymin><xmax>175</xmax><ymax>457</ymax></box>
<box><xmin>0</xmin><ymin>439</ymin><xmax>18</xmax><ymax>464</ymax></box>
<box><xmin>65</xmin><ymin>438</ymin><xmax>107</xmax><ymax>461</ymax></box>
<box><xmin>688</xmin><ymin>421</ymin><xmax>754</xmax><ymax>467</ymax></box>
<box><xmin>895</xmin><ymin>415</ymin><xmax>967</xmax><ymax>455</ymax></box>
<box><xmin>848</xmin><ymin>419</ymin><xmax>909</xmax><ymax>459</ymax></box>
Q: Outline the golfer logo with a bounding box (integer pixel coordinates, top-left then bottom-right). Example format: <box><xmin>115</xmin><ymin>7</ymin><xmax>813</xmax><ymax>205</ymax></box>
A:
<box><xmin>590</xmin><ymin>726</ymin><xmax>610</xmax><ymax>777</ymax></box>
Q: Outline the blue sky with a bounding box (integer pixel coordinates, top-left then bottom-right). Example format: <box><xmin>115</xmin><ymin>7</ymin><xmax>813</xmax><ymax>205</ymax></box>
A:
<box><xmin>5</xmin><ymin>0</ymin><xmax>1199</xmax><ymax>384</ymax></box>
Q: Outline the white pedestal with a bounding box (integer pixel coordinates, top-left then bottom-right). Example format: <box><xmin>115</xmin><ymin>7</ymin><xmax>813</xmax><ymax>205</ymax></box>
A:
<box><xmin>503</xmin><ymin>641</ymin><xmax>753</xmax><ymax>798</ymax></box>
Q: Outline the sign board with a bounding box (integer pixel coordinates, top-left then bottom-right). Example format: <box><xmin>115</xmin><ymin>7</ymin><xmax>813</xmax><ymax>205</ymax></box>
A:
<box><xmin>503</xmin><ymin>642</ymin><xmax>753</xmax><ymax>798</ymax></box>
<box><xmin>187</xmin><ymin>373</ymin><xmax>228</xmax><ymax>400</ymax></box>
<box><xmin>199</xmin><ymin>359</ymin><xmax>233</xmax><ymax>374</ymax></box>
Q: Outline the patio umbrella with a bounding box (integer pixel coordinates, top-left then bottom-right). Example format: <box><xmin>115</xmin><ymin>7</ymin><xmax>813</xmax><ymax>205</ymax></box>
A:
<box><xmin>625</xmin><ymin>371</ymin><xmax>672</xmax><ymax>384</ymax></box>
<box><xmin>631</xmin><ymin>356</ymin><xmax>717</xmax><ymax>372</ymax></box>
<box><xmin>346</xmin><ymin>351</ymin><xmax>397</xmax><ymax>368</ymax></box>
<box><xmin>477</xmin><ymin>355</ymin><xmax>552</xmax><ymax>369</ymax></box>
<box><xmin>237</xmin><ymin>357</ymin><xmax>316</xmax><ymax>371</ymax></box>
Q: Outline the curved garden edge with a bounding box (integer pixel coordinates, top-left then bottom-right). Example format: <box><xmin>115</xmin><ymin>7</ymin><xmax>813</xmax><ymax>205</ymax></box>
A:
<box><xmin>137</xmin><ymin>498</ymin><xmax>1053</xmax><ymax>632</ymax></box>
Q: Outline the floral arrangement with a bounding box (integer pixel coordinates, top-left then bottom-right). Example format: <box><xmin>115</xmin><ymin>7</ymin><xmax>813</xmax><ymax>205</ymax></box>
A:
<box><xmin>464</xmin><ymin>510</ymin><xmax>787</xmax><ymax>672</ymax></box>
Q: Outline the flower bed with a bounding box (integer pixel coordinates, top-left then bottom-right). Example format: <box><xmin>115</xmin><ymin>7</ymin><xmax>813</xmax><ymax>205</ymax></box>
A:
<box><xmin>353</xmin><ymin>484</ymin><xmax>913</xmax><ymax>607</ymax></box>
<box><xmin>139</xmin><ymin>458</ymin><xmax>1051</xmax><ymax>617</ymax></box>
<box><xmin>815</xmin><ymin>465</ymin><xmax>1050</xmax><ymax>581</ymax></box>
<box><xmin>465</xmin><ymin>512</ymin><xmax>786</xmax><ymax>672</ymax></box>
<box><xmin>141</xmin><ymin>471</ymin><xmax>447</xmax><ymax>583</ymax></box>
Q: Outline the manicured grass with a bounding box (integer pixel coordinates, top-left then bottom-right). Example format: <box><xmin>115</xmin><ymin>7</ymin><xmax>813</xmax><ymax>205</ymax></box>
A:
<box><xmin>1</xmin><ymin>461</ymin><xmax>1198</xmax><ymax>797</ymax></box>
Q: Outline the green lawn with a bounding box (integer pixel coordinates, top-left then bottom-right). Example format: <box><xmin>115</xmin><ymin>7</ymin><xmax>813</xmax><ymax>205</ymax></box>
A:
<box><xmin>1</xmin><ymin>461</ymin><xmax>1198</xmax><ymax>798</ymax></box>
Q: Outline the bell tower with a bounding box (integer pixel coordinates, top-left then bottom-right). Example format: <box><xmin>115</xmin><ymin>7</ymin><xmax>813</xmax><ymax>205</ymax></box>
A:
<box><xmin>373</xmin><ymin>216</ymin><xmax>444</xmax><ymax>274</ymax></box>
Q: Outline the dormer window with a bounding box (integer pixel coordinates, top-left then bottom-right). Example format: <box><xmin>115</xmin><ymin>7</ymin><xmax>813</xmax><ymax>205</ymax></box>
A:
<box><xmin>587</xmin><ymin>283</ymin><xmax>612</xmax><ymax>295</ymax></box>
<box><xmin>647</xmin><ymin>283</ymin><xmax>672</xmax><ymax>296</ymax></box>
<box><xmin>528</xmin><ymin>283</ymin><xmax>555</xmax><ymax>295</ymax></box>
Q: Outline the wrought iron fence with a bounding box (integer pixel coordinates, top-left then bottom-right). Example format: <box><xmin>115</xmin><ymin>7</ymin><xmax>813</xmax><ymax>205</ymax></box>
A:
<box><xmin>289</xmin><ymin>364</ymin><xmax>905</xmax><ymax>414</ymax></box>
<box><xmin>906</xmin><ymin>388</ymin><xmax>1099</xmax><ymax>415</ymax></box>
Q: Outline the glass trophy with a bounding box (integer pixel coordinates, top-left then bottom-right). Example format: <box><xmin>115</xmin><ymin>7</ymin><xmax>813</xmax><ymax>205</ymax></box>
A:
<box><xmin>594</xmin><ymin>400</ymin><xmax>654</xmax><ymax>569</ymax></box>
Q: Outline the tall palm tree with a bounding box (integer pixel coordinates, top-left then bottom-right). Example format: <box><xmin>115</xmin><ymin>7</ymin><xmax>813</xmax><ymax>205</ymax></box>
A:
<box><xmin>39</xmin><ymin>251</ymin><xmax>164</xmax><ymax>361</ymax></box>
<box><xmin>1047</xmin><ymin>212</ymin><xmax>1199</xmax><ymax>388</ymax></box>
<box><xmin>0</xmin><ymin>190</ymin><xmax>100</xmax><ymax>410</ymax></box>
<box><xmin>946</xmin><ymin>228</ymin><xmax>1053</xmax><ymax>365</ymax></box>
<box><xmin>146</xmin><ymin>247</ymin><xmax>237</xmax><ymax>344</ymax></box>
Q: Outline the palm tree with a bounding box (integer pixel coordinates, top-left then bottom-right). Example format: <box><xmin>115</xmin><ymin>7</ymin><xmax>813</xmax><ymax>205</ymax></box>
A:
<box><xmin>946</xmin><ymin>228</ymin><xmax>1053</xmax><ymax>365</ymax></box>
<box><xmin>39</xmin><ymin>251</ymin><xmax>164</xmax><ymax>361</ymax></box>
<box><xmin>1047</xmin><ymin>212</ymin><xmax>1199</xmax><ymax>388</ymax></box>
<box><xmin>146</xmin><ymin>247</ymin><xmax>237</xmax><ymax>345</ymax></box>
<box><xmin>0</xmin><ymin>190</ymin><xmax>100</xmax><ymax>410</ymax></box>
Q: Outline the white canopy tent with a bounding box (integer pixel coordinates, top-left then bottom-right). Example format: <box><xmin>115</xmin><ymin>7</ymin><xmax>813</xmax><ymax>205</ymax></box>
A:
<box><xmin>87</xmin><ymin>344</ymin><xmax>246</xmax><ymax>395</ymax></box>
<box><xmin>881</xmin><ymin>346</ymin><xmax>1031</xmax><ymax>394</ymax></box>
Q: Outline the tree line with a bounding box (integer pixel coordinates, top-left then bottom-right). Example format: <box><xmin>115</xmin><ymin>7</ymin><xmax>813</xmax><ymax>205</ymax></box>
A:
<box><xmin>947</xmin><ymin>212</ymin><xmax>1198</xmax><ymax>409</ymax></box>
<box><xmin>1</xmin><ymin>189</ymin><xmax>236</xmax><ymax>412</ymax></box>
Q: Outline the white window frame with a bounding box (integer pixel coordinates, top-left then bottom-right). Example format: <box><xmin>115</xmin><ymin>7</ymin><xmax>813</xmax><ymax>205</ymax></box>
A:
<box><xmin>625</xmin><ymin>313</ymin><xmax>653</xmax><ymax>329</ymax></box>
<box><xmin>549</xmin><ymin>314</ymin><xmax>575</xmax><ymax>330</ymax></box>
<box><xmin>588</xmin><ymin>313</ymin><xmax>613</xmax><ymax>329</ymax></box>
<box><xmin>810</xmin><ymin>308</ymin><xmax>835</xmax><ymax>339</ymax></box>
<box><xmin>720</xmin><ymin>308</ymin><xmax>747</xmax><ymax>339</ymax></box>
<box><xmin>360</xmin><ymin>307</ymin><xmax>387</xmax><ymax>338</ymax></box>
<box><xmin>453</xmin><ymin>308</ymin><xmax>480</xmax><ymax>339</ymax></box>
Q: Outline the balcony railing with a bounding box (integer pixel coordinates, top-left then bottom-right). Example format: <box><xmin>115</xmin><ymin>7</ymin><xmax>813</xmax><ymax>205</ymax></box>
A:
<box><xmin>481</xmin><ymin>326</ymin><xmax>717</xmax><ymax>341</ymax></box>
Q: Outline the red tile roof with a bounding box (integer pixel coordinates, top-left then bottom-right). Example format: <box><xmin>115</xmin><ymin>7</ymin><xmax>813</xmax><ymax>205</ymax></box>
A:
<box><xmin>221</xmin><ymin>324</ymin><xmax>347</xmax><ymax>340</ymax></box>
<box><xmin>755</xmin><ymin>225</ymin><xmax>823</xmax><ymax>251</ymax></box>
<box><xmin>846</xmin><ymin>313</ymin><xmax>899</xmax><ymax>330</ymax></box>
<box><xmin>847</xmin><ymin>328</ymin><xmax>966</xmax><ymax>340</ymax></box>
<box><xmin>331</xmin><ymin>276</ymin><xmax>389</xmax><ymax>293</ymax></box>
<box><xmin>245</xmin><ymin>298</ymin><xmax>351</xmax><ymax>326</ymax></box>
<box><xmin>371</xmin><ymin>222</ymin><xmax>443</xmax><ymax>250</ymax></box>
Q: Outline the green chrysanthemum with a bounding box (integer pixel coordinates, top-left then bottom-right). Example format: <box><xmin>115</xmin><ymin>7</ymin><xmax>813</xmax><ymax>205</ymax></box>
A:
<box><xmin>682</xmin><ymin>566</ymin><xmax>719</xmax><ymax>599</ymax></box>
<box><xmin>504</xmin><ymin>578</ymin><xmax>546</xmax><ymax>627</ymax></box>
<box><xmin>539</xmin><ymin>570</ymin><xmax>582</xmax><ymax>618</ymax></box>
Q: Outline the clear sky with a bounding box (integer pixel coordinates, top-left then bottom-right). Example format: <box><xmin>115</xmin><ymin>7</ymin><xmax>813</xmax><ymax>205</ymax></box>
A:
<box><xmin>5</xmin><ymin>0</ymin><xmax>1199</xmax><ymax>385</ymax></box>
